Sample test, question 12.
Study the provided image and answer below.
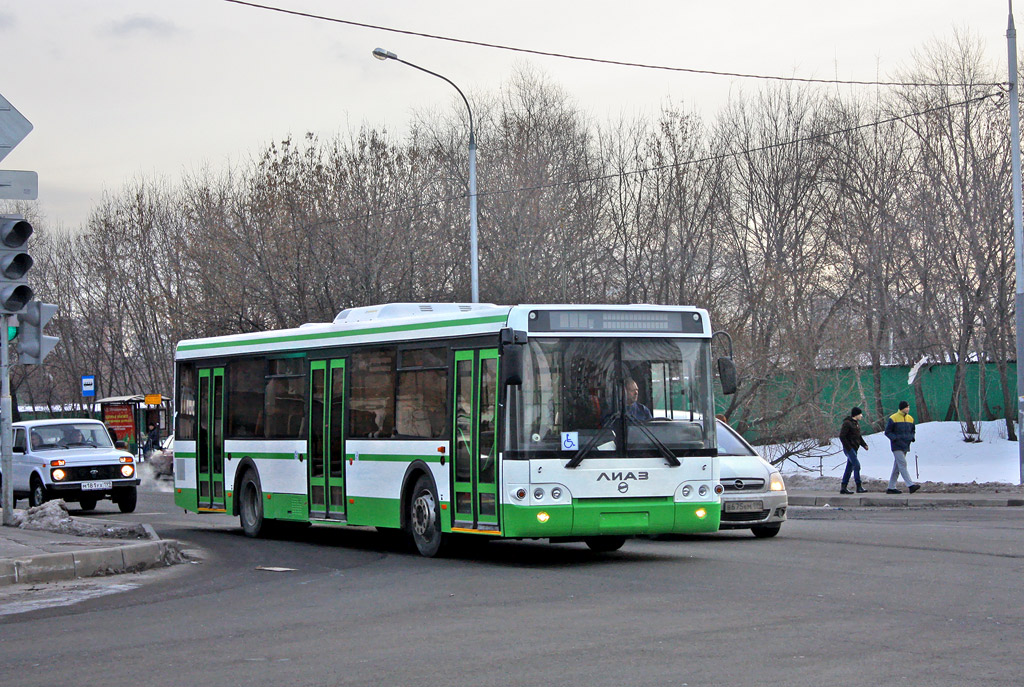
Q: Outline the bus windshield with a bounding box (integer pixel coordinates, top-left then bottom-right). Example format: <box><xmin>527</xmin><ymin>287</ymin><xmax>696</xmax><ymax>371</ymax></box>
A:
<box><xmin>511</xmin><ymin>337</ymin><xmax>716</xmax><ymax>460</ymax></box>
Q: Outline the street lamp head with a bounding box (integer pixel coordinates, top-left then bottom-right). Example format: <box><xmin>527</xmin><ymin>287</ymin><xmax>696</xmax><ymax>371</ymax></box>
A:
<box><xmin>372</xmin><ymin>47</ymin><xmax>398</xmax><ymax>61</ymax></box>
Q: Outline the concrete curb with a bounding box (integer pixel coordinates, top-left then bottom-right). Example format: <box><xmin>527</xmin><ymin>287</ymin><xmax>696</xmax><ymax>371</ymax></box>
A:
<box><xmin>0</xmin><ymin>539</ymin><xmax>184</xmax><ymax>587</ymax></box>
<box><xmin>789</xmin><ymin>494</ymin><xmax>1024</xmax><ymax>508</ymax></box>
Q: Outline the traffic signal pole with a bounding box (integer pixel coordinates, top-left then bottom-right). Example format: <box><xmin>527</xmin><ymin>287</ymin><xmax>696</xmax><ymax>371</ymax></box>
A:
<box><xmin>2</xmin><ymin>313</ymin><xmax>14</xmax><ymax>525</ymax></box>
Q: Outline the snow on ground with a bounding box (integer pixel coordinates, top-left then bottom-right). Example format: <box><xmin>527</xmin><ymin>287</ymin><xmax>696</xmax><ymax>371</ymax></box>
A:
<box><xmin>11</xmin><ymin>500</ymin><xmax>150</xmax><ymax>539</ymax></box>
<box><xmin>770</xmin><ymin>420</ymin><xmax>1023</xmax><ymax>487</ymax></box>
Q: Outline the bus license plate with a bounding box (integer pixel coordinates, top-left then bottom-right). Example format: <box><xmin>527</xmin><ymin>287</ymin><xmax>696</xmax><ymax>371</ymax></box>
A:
<box><xmin>81</xmin><ymin>480</ymin><xmax>112</xmax><ymax>491</ymax></box>
<box><xmin>724</xmin><ymin>500</ymin><xmax>762</xmax><ymax>513</ymax></box>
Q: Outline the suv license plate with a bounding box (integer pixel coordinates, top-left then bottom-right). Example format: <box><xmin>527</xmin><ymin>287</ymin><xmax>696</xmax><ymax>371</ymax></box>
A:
<box><xmin>81</xmin><ymin>480</ymin><xmax>113</xmax><ymax>491</ymax></box>
<box><xmin>724</xmin><ymin>499</ymin><xmax>763</xmax><ymax>513</ymax></box>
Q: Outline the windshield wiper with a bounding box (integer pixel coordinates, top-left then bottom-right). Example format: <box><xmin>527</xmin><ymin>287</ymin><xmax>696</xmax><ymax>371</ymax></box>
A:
<box><xmin>565</xmin><ymin>411</ymin><xmax>620</xmax><ymax>469</ymax></box>
<box><xmin>626</xmin><ymin>418</ymin><xmax>681</xmax><ymax>467</ymax></box>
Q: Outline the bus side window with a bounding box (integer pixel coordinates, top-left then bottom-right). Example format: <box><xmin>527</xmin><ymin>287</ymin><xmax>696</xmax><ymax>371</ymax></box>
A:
<box><xmin>349</xmin><ymin>349</ymin><xmax>396</xmax><ymax>439</ymax></box>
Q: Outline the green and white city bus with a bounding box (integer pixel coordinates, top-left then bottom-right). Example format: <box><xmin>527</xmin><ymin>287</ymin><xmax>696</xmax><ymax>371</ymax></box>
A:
<box><xmin>173</xmin><ymin>303</ymin><xmax>736</xmax><ymax>556</ymax></box>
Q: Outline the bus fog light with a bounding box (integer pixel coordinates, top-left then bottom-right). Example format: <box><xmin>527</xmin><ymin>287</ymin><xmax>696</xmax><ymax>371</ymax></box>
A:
<box><xmin>551</xmin><ymin>487</ymin><xmax>562</xmax><ymax>499</ymax></box>
<box><xmin>514</xmin><ymin>488</ymin><xmax>527</xmax><ymax>500</ymax></box>
<box><xmin>534</xmin><ymin>488</ymin><xmax>544</xmax><ymax>500</ymax></box>
<box><xmin>698</xmin><ymin>485</ymin><xmax>709</xmax><ymax>497</ymax></box>
<box><xmin>695</xmin><ymin>508</ymin><xmax>707</xmax><ymax>519</ymax></box>
<box><xmin>121</xmin><ymin>465</ymin><xmax>135</xmax><ymax>477</ymax></box>
<box><xmin>52</xmin><ymin>469</ymin><xmax>66</xmax><ymax>481</ymax></box>
<box><xmin>537</xmin><ymin>511</ymin><xmax>550</xmax><ymax>523</ymax></box>
<box><xmin>681</xmin><ymin>485</ymin><xmax>692</xmax><ymax>497</ymax></box>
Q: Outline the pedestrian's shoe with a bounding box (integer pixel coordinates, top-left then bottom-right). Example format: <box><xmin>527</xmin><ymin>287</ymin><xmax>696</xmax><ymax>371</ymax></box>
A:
<box><xmin>856</xmin><ymin>486</ymin><xmax>867</xmax><ymax>493</ymax></box>
<box><xmin>885</xmin><ymin>488</ymin><xmax>902</xmax><ymax>494</ymax></box>
<box><xmin>909</xmin><ymin>484</ymin><xmax>921</xmax><ymax>494</ymax></box>
<box><xmin>839</xmin><ymin>488</ymin><xmax>854</xmax><ymax>495</ymax></box>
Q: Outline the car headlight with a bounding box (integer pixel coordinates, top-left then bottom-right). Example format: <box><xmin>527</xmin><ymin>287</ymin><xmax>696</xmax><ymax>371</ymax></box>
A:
<box><xmin>769</xmin><ymin>472</ymin><xmax>785</xmax><ymax>492</ymax></box>
<box><xmin>52</xmin><ymin>468</ymin><xmax>66</xmax><ymax>481</ymax></box>
<box><xmin>121</xmin><ymin>464</ymin><xmax>135</xmax><ymax>477</ymax></box>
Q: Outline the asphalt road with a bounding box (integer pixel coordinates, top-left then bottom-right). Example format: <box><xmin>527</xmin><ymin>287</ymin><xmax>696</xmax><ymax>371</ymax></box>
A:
<box><xmin>2</xmin><ymin>484</ymin><xmax>1022</xmax><ymax>687</ymax></box>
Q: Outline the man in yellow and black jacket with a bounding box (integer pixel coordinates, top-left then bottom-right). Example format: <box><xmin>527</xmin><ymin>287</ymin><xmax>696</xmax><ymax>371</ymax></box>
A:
<box><xmin>884</xmin><ymin>401</ymin><xmax>920</xmax><ymax>494</ymax></box>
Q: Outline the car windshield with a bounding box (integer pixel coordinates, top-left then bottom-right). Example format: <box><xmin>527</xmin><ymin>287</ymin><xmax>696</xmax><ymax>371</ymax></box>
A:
<box><xmin>30</xmin><ymin>423</ymin><xmax>114</xmax><ymax>450</ymax></box>
<box><xmin>510</xmin><ymin>337</ymin><xmax>716</xmax><ymax>459</ymax></box>
<box><xmin>716</xmin><ymin>421</ymin><xmax>757</xmax><ymax>456</ymax></box>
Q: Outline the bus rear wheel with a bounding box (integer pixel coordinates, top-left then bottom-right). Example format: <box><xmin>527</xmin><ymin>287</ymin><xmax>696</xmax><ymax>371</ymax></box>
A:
<box><xmin>585</xmin><ymin>536</ymin><xmax>627</xmax><ymax>553</ymax></box>
<box><xmin>409</xmin><ymin>475</ymin><xmax>445</xmax><ymax>557</ymax></box>
<box><xmin>239</xmin><ymin>470</ymin><xmax>268</xmax><ymax>538</ymax></box>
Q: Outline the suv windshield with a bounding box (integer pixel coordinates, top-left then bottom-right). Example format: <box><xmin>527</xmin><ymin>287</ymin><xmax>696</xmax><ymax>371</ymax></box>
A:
<box><xmin>510</xmin><ymin>337</ymin><xmax>716</xmax><ymax>459</ymax></box>
<box><xmin>30</xmin><ymin>423</ymin><xmax>114</xmax><ymax>450</ymax></box>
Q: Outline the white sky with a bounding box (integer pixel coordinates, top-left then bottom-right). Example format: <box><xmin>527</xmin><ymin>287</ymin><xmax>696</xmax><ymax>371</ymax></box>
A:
<box><xmin>0</xmin><ymin>0</ymin><xmax>1014</xmax><ymax>229</ymax></box>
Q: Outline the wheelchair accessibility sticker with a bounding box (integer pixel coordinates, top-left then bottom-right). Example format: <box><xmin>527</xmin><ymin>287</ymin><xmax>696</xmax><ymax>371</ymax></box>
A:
<box><xmin>561</xmin><ymin>431</ymin><xmax>579</xmax><ymax>451</ymax></box>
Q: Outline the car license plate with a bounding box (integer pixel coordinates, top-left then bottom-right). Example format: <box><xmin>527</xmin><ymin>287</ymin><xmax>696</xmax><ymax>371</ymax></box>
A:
<box><xmin>724</xmin><ymin>499</ymin><xmax>763</xmax><ymax>513</ymax></box>
<box><xmin>81</xmin><ymin>480</ymin><xmax>112</xmax><ymax>491</ymax></box>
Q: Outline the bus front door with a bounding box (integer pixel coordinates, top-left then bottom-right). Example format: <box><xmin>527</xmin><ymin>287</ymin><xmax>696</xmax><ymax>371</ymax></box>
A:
<box><xmin>196</xmin><ymin>367</ymin><xmax>226</xmax><ymax>511</ymax></box>
<box><xmin>309</xmin><ymin>359</ymin><xmax>346</xmax><ymax>520</ymax></box>
<box><xmin>452</xmin><ymin>349</ymin><xmax>499</xmax><ymax>532</ymax></box>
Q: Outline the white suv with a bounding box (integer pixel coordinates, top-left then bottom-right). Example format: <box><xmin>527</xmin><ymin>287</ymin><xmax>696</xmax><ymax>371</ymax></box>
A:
<box><xmin>3</xmin><ymin>419</ymin><xmax>139</xmax><ymax>512</ymax></box>
<box><xmin>717</xmin><ymin>420</ymin><xmax>787</xmax><ymax>537</ymax></box>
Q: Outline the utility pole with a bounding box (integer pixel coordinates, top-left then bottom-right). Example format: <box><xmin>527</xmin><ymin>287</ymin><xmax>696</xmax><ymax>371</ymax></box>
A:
<box><xmin>1009</xmin><ymin>2</ymin><xmax>1024</xmax><ymax>485</ymax></box>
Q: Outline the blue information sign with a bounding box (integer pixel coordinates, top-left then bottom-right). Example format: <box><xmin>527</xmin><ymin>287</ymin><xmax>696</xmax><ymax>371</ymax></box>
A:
<box><xmin>81</xmin><ymin>375</ymin><xmax>95</xmax><ymax>397</ymax></box>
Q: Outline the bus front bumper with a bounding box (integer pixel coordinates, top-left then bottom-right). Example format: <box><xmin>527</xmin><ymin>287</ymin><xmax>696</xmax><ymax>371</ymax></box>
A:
<box><xmin>500</xmin><ymin>498</ymin><xmax>721</xmax><ymax>538</ymax></box>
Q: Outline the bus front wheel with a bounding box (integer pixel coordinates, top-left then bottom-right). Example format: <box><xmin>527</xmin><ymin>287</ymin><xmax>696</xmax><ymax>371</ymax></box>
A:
<box><xmin>409</xmin><ymin>475</ymin><xmax>445</xmax><ymax>557</ymax></box>
<box><xmin>239</xmin><ymin>470</ymin><xmax>268</xmax><ymax>538</ymax></box>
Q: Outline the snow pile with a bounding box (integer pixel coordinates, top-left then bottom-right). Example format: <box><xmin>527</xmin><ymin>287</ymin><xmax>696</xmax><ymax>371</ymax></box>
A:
<box><xmin>770</xmin><ymin>420</ymin><xmax>1024</xmax><ymax>486</ymax></box>
<box><xmin>11</xmin><ymin>500</ymin><xmax>150</xmax><ymax>539</ymax></box>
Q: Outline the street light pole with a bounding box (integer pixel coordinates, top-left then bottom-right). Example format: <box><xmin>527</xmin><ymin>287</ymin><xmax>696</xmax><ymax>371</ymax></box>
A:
<box><xmin>373</xmin><ymin>48</ymin><xmax>479</xmax><ymax>303</ymax></box>
<box><xmin>1009</xmin><ymin>4</ymin><xmax>1024</xmax><ymax>485</ymax></box>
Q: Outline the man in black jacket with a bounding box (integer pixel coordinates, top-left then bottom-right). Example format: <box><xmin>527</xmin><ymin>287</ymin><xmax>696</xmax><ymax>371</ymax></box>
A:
<box><xmin>839</xmin><ymin>407</ymin><xmax>869</xmax><ymax>494</ymax></box>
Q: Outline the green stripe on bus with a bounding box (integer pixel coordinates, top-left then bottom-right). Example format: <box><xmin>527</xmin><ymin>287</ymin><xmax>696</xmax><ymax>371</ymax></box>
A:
<box><xmin>347</xmin><ymin>453</ymin><xmax>443</xmax><ymax>463</ymax></box>
<box><xmin>177</xmin><ymin>314</ymin><xmax>509</xmax><ymax>352</ymax></box>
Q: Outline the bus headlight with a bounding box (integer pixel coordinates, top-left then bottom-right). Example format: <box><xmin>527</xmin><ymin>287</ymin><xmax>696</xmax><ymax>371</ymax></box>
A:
<box><xmin>514</xmin><ymin>488</ymin><xmax>527</xmax><ymax>501</ymax></box>
<box><xmin>769</xmin><ymin>472</ymin><xmax>786</xmax><ymax>492</ymax></box>
<box><xmin>698</xmin><ymin>485</ymin><xmax>709</xmax><ymax>497</ymax></box>
<box><xmin>695</xmin><ymin>508</ymin><xmax>707</xmax><ymax>519</ymax></box>
<box><xmin>534</xmin><ymin>488</ymin><xmax>545</xmax><ymax>500</ymax></box>
<box><xmin>121</xmin><ymin>464</ymin><xmax>135</xmax><ymax>478</ymax></box>
<box><xmin>537</xmin><ymin>511</ymin><xmax>550</xmax><ymax>523</ymax></box>
<box><xmin>681</xmin><ymin>485</ymin><xmax>692</xmax><ymax>497</ymax></box>
<box><xmin>52</xmin><ymin>468</ymin><xmax>66</xmax><ymax>481</ymax></box>
<box><xmin>550</xmin><ymin>487</ymin><xmax>562</xmax><ymax>500</ymax></box>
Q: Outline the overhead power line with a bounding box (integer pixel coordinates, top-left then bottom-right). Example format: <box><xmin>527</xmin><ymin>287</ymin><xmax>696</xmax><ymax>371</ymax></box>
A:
<box><xmin>316</xmin><ymin>91</ymin><xmax>1001</xmax><ymax>225</ymax></box>
<box><xmin>223</xmin><ymin>0</ymin><xmax>1006</xmax><ymax>89</ymax></box>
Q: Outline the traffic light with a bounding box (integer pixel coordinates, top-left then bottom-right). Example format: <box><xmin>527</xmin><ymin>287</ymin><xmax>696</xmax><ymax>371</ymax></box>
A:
<box><xmin>0</xmin><ymin>215</ymin><xmax>33</xmax><ymax>314</ymax></box>
<box><xmin>16</xmin><ymin>300</ymin><xmax>58</xmax><ymax>365</ymax></box>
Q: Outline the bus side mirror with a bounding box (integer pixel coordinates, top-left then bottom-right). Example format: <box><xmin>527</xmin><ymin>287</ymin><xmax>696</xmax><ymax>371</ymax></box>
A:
<box><xmin>718</xmin><ymin>357</ymin><xmax>737</xmax><ymax>396</ymax></box>
<box><xmin>500</xmin><ymin>328</ymin><xmax>526</xmax><ymax>387</ymax></box>
<box><xmin>501</xmin><ymin>345</ymin><xmax>523</xmax><ymax>387</ymax></box>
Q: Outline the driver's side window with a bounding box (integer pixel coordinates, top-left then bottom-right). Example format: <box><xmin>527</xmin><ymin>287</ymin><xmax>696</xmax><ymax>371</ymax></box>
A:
<box><xmin>13</xmin><ymin>428</ymin><xmax>26</xmax><ymax>453</ymax></box>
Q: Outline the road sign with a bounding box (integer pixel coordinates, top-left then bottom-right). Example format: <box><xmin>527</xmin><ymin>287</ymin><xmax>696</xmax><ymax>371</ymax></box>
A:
<box><xmin>82</xmin><ymin>374</ymin><xmax>95</xmax><ymax>397</ymax></box>
<box><xmin>0</xmin><ymin>170</ymin><xmax>37</xmax><ymax>200</ymax></box>
<box><xmin>0</xmin><ymin>93</ymin><xmax>32</xmax><ymax>165</ymax></box>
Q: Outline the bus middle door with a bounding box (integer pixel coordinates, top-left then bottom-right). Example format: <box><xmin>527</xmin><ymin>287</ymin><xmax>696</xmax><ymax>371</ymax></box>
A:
<box><xmin>309</xmin><ymin>359</ymin><xmax>347</xmax><ymax>520</ymax></box>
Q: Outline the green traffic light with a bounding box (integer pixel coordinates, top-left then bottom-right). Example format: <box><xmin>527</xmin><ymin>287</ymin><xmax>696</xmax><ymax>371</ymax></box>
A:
<box><xmin>7</xmin><ymin>325</ymin><xmax>16</xmax><ymax>341</ymax></box>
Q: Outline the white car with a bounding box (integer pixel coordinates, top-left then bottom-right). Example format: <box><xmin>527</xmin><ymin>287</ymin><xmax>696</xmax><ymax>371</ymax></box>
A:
<box><xmin>3</xmin><ymin>419</ymin><xmax>140</xmax><ymax>512</ymax></box>
<box><xmin>717</xmin><ymin>420</ymin><xmax>787</xmax><ymax>537</ymax></box>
